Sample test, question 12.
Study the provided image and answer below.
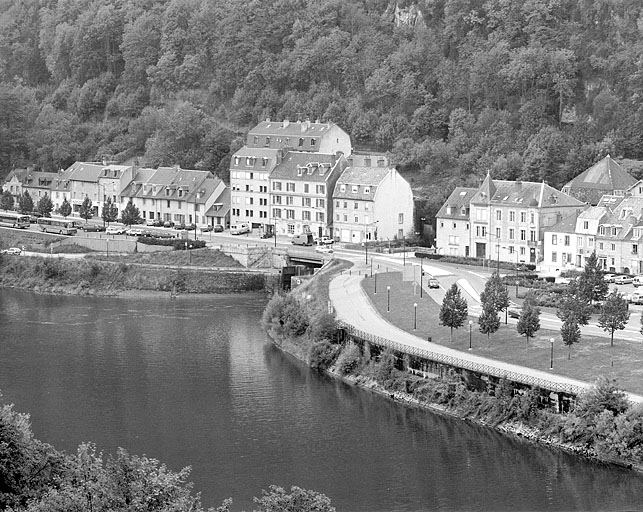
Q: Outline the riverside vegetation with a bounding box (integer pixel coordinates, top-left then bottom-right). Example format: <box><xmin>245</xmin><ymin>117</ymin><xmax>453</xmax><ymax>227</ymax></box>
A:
<box><xmin>261</xmin><ymin>261</ymin><xmax>643</xmax><ymax>470</ymax></box>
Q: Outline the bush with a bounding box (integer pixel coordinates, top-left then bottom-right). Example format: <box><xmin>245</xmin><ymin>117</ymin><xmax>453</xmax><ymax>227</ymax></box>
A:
<box><xmin>335</xmin><ymin>342</ymin><xmax>362</xmax><ymax>375</ymax></box>
<box><xmin>261</xmin><ymin>293</ymin><xmax>310</xmax><ymax>338</ymax></box>
<box><xmin>309</xmin><ymin>340</ymin><xmax>340</xmax><ymax>370</ymax></box>
<box><xmin>308</xmin><ymin>312</ymin><xmax>338</xmax><ymax>342</ymax></box>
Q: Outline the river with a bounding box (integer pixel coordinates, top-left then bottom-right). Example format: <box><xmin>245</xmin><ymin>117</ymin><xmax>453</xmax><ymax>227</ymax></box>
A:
<box><xmin>1</xmin><ymin>289</ymin><xmax>642</xmax><ymax>511</ymax></box>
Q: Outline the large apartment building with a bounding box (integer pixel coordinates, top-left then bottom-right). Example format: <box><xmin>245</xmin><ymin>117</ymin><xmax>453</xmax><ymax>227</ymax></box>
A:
<box><xmin>229</xmin><ymin>119</ymin><xmax>352</xmax><ymax>230</ymax></box>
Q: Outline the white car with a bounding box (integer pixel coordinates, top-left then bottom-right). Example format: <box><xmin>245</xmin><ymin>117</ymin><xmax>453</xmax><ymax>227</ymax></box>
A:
<box><xmin>315</xmin><ymin>245</ymin><xmax>334</xmax><ymax>254</ymax></box>
<box><xmin>1</xmin><ymin>247</ymin><xmax>22</xmax><ymax>255</ymax></box>
<box><xmin>106</xmin><ymin>225</ymin><xmax>127</xmax><ymax>235</ymax></box>
<box><xmin>316</xmin><ymin>236</ymin><xmax>334</xmax><ymax>245</ymax></box>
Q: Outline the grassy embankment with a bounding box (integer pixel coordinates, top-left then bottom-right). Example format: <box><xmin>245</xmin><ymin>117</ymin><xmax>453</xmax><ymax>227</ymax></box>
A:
<box><xmin>0</xmin><ymin>228</ymin><xmax>270</xmax><ymax>295</ymax></box>
<box><xmin>361</xmin><ymin>271</ymin><xmax>643</xmax><ymax>396</ymax></box>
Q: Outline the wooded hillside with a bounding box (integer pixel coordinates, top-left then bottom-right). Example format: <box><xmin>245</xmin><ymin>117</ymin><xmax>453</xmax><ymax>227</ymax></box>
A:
<box><xmin>2</xmin><ymin>0</ymin><xmax>643</xmax><ymax>219</ymax></box>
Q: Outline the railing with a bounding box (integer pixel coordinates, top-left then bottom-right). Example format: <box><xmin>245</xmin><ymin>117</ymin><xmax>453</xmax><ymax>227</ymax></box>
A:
<box><xmin>338</xmin><ymin>322</ymin><xmax>588</xmax><ymax>396</ymax></box>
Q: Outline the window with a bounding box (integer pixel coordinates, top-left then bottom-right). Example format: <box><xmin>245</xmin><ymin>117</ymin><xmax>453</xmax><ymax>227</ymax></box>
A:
<box><xmin>530</xmin><ymin>231</ymin><xmax>536</xmax><ymax>242</ymax></box>
<box><xmin>316</xmin><ymin>185</ymin><xmax>325</xmax><ymax>194</ymax></box>
<box><xmin>583</xmin><ymin>221</ymin><xmax>589</xmax><ymax>229</ymax></box>
<box><xmin>453</xmin><ymin>223</ymin><xmax>456</xmax><ymax>229</ymax></box>
<box><xmin>298</xmin><ymin>138</ymin><xmax>304</xmax><ymax>147</ymax></box>
<box><xmin>611</xmin><ymin>243</ymin><xmax>615</xmax><ymax>251</ymax></box>
<box><xmin>262</xmin><ymin>158</ymin><xmax>267</xmax><ymax>167</ymax></box>
<box><xmin>509</xmin><ymin>228</ymin><xmax>515</xmax><ymax>240</ymax></box>
<box><xmin>286</xmin><ymin>182</ymin><xmax>295</xmax><ymax>192</ymax></box>
<box><xmin>286</xmin><ymin>196</ymin><xmax>293</xmax><ymax>205</ymax></box>
<box><xmin>364</xmin><ymin>187</ymin><xmax>370</xmax><ymax>194</ymax></box>
<box><xmin>354</xmin><ymin>216</ymin><xmax>359</xmax><ymax>223</ymax></box>
<box><xmin>520</xmin><ymin>247</ymin><xmax>525</xmax><ymax>255</ymax></box>
<box><xmin>304</xmin><ymin>184</ymin><xmax>309</xmax><ymax>193</ymax></box>
<box><xmin>273</xmin><ymin>195</ymin><xmax>282</xmax><ymax>205</ymax></box>
<box><xmin>564</xmin><ymin>235</ymin><xmax>570</xmax><ymax>246</ymax></box>
<box><xmin>599</xmin><ymin>226</ymin><xmax>605</xmax><ymax>235</ymax></box>
<box><xmin>634</xmin><ymin>244</ymin><xmax>639</xmax><ymax>255</ymax></box>
<box><xmin>481</xmin><ymin>226</ymin><xmax>487</xmax><ymax>237</ymax></box>
<box><xmin>352</xmin><ymin>185</ymin><xmax>358</xmax><ymax>193</ymax></box>
<box><xmin>577</xmin><ymin>237</ymin><xmax>583</xmax><ymax>247</ymax></box>
<box><xmin>509</xmin><ymin>246</ymin><xmax>514</xmax><ymax>254</ymax></box>
<box><xmin>310</xmin><ymin>138</ymin><xmax>316</xmax><ymax>147</ymax></box>
<box><xmin>316</xmin><ymin>199</ymin><xmax>325</xmax><ymax>208</ymax></box>
<box><xmin>552</xmin><ymin>234</ymin><xmax>557</xmax><ymax>245</ymax></box>
<box><xmin>552</xmin><ymin>252</ymin><xmax>557</xmax><ymax>263</ymax></box>
<box><xmin>286</xmin><ymin>209</ymin><xmax>295</xmax><ymax>219</ymax></box>
<box><xmin>303</xmin><ymin>210</ymin><xmax>311</xmax><ymax>221</ymax></box>
<box><xmin>265</xmin><ymin>136</ymin><xmax>270</xmax><ymax>147</ymax></box>
<box><xmin>520</xmin><ymin>229</ymin><xmax>526</xmax><ymax>241</ymax></box>
<box><xmin>599</xmin><ymin>242</ymin><xmax>604</xmax><ymax>250</ymax></box>
<box><xmin>316</xmin><ymin>212</ymin><xmax>324</xmax><ymax>222</ymax></box>
<box><xmin>354</xmin><ymin>202</ymin><xmax>359</xmax><ymax>209</ymax></box>
<box><xmin>495</xmin><ymin>227</ymin><xmax>501</xmax><ymax>238</ymax></box>
<box><xmin>166</xmin><ymin>200</ymin><xmax>170</xmax><ymax>208</ymax></box>
<box><xmin>234</xmin><ymin>156</ymin><xmax>240</xmax><ymax>166</ymax></box>
<box><xmin>496</xmin><ymin>210</ymin><xmax>502</xmax><ymax>221</ymax></box>
<box><xmin>343</xmin><ymin>214</ymin><xmax>348</xmax><ymax>222</ymax></box>
<box><xmin>530</xmin><ymin>213</ymin><xmax>535</xmax><ymax>223</ymax></box>
<box><xmin>304</xmin><ymin>197</ymin><xmax>311</xmax><ymax>207</ymax></box>
<box><xmin>398</xmin><ymin>213</ymin><xmax>404</xmax><ymax>224</ymax></box>
<box><xmin>612</xmin><ymin>227</ymin><xmax>617</xmax><ymax>236</ymax></box>
<box><xmin>520</xmin><ymin>212</ymin><xmax>526</xmax><ymax>223</ymax></box>
<box><xmin>273</xmin><ymin>181</ymin><xmax>282</xmax><ymax>191</ymax></box>
<box><xmin>509</xmin><ymin>211</ymin><xmax>515</xmax><ymax>222</ymax></box>
<box><xmin>253</xmin><ymin>136</ymin><xmax>258</xmax><ymax>145</ymax></box>
<box><xmin>340</xmin><ymin>184</ymin><xmax>346</xmax><ymax>192</ymax></box>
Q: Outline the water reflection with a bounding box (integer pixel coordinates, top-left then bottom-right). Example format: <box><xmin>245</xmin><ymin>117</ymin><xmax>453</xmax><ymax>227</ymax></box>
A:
<box><xmin>1</xmin><ymin>289</ymin><xmax>642</xmax><ymax>511</ymax></box>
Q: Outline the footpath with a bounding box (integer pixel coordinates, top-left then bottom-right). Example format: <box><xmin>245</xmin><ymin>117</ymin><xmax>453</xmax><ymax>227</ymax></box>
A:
<box><xmin>328</xmin><ymin>268</ymin><xmax>643</xmax><ymax>404</ymax></box>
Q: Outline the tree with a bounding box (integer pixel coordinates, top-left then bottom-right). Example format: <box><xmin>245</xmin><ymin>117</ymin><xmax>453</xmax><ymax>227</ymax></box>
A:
<box><xmin>253</xmin><ymin>485</ymin><xmax>335</xmax><ymax>512</ymax></box>
<box><xmin>561</xmin><ymin>318</ymin><xmax>581</xmax><ymax>359</ymax></box>
<box><xmin>1</xmin><ymin>190</ymin><xmax>14</xmax><ymax>210</ymax></box>
<box><xmin>480</xmin><ymin>272</ymin><xmax>510</xmax><ymax>323</ymax></box>
<box><xmin>18</xmin><ymin>191</ymin><xmax>33</xmax><ymax>214</ymax></box>
<box><xmin>59</xmin><ymin>197</ymin><xmax>72</xmax><ymax>218</ymax></box>
<box><xmin>598</xmin><ymin>290</ymin><xmax>630</xmax><ymax>347</ymax></box>
<box><xmin>120</xmin><ymin>199</ymin><xmax>141</xmax><ymax>226</ymax></box>
<box><xmin>517</xmin><ymin>302</ymin><xmax>540</xmax><ymax>344</ymax></box>
<box><xmin>36</xmin><ymin>194</ymin><xmax>53</xmax><ymax>217</ymax></box>
<box><xmin>101</xmin><ymin>196</ymin><xmax>118</xmax><ymax>225</ymax></box>
<box><xmin>78</xmin><ymin>196</ymin><xmax>93</xmax><ymax>223</ymax></box>
<box><xmin>578</xmin><ymin>252</ymin><xmax>608</xmax><ymax>304</ymax></box>
<box><xmin>557</xmin><ymin>280</ymin><xmax>592</xmax><ymax>327</ymax></box>
<box><xmin>478</xmin><ymin>300</ymin><xmax>500</xmax><ymax>339</ymax></box>
<box><xmin>439</xmin><ymin>283</ymin><xmax>468</xmax><ymax>342</ymax></box>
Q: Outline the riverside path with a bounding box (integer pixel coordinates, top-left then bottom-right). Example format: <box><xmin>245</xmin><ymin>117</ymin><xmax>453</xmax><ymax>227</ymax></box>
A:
<box><xmin>328</xmin><ymin>269</ymin><xmax>643</xmax><ymax>404</ymax></box>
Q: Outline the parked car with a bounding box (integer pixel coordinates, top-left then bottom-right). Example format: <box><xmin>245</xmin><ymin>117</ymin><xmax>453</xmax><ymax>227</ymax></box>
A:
<box><xmin>177</xmin><ymin>223</ymin><xmax>196</xmax><ymax>231</ymax></box>
<box><xmin>230</xmin><ymin>223</ymin><xmax>250</xmax><ymax>235</ymax></box>
<box><xmin>629</xmin><ymin>293</ymin><xmax>643</xmax><ymax>305</ymax></box>
<box><xmin>315</xmin><ymin>245</ymin><xmax>334</xmax><ymax>254</ymax></box>
<box><xmin>213</xmin><ymin>224</ymin><xmax>224</xmax><ymax>233</ymax></box>
<box><xmin>615</xmin><ymin>275</ymin><xmax>633</xmax><ymax>285</ymax></box>
<box><xmin>106</xmin><ymin>225</ymin><xmax>127</xmax><ymax>235</ymax></box>
<box><xmin>126</xmin><ymin>227</ymin><xmax>145</xmax><ymax>236</ymax></box>
<box><xmin>428</xmin><ymin>278</ymin><xmax>440</xmax><ymax>289</ymax></box>
<box><xmin>1</xmin><ymin>247</ymin><xmax>22</xmax><ymax>255</ymax></box>
<box><xmin>28</xmin><ymin>212</ymin><xmax>42</xmax><ymax>223</ymax></box>
<box><xmin>78</xmin><ymin>224</ymin><xmax>105</xmax><ymax>232</ymax></box>
<box><xmin>200</xmin><ymin>225</ymin><xmax>214</xmax><ymax>232</ymax></box>
<box><xmin>163</xmin><ymin>220</ymin><xmax>175</xmax><ymax>228</ymax></box>
<box><xmin>260</xmin><ymin>231</ymin><xmax>274</xmax><ymax>239</ymax></box>
<box><xmin>315</xmin><ymin>236</ymin><xmax>334</xmax><ymax>245</ymax></box>
<box><xmin>508</xmin><ymin>308</ymin><xmax>521</xmax><ymax>319</ymax></box>
<box><xmin>633</xmin><ymin>276</ymin><xmax>643</xmax><ymax>287</ymax></box>
<box><xmin>603</xmin><ymin>273</ymin><xmax>616</xmax><ymax>283</ymax></box>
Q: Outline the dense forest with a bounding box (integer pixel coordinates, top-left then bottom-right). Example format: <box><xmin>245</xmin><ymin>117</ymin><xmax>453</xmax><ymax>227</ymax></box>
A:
<box><xmin>2</xmin><ymin>0</ymin><xmax>643</xmax><ymax>219</ymax></box>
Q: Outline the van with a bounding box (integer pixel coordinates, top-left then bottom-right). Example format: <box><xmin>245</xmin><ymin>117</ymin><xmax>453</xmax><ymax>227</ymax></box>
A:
<box><xmin>292</xmin><ymin>233</ymin><xmax>314</xmax><ymax>246</ymax></box>
<box><xmin>634</xmin><ymin>276</ymin><xmax>643</xmax><ymax>287</ymax></box>
<box><xmin>230</xmin><ymin>223</ymin><xmax>250</xmax><ymax>235</ymax></box>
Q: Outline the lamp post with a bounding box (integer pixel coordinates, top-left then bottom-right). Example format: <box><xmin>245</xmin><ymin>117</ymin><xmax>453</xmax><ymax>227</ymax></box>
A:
<box><xmin>469</xmin><ymin>320</ymin><xmax>473</xmax><ymax>350</ymax></box>
<box><xmin>403</xmin><ymin>235</ymin><xmax>406</xmax><ymax>266</ymax></box>
<box><xmin>420</xmin><ymin>264</ymin><xmax>423</xmax><ymax>298</ymax></box>
<box><xmin>515</xmin><ymin>250</ymin><xmax>519</xmax><ymax>297</ymax></box>
<box><xmin>413</xmin><ymin>303</ymin><xmax>417</xmax><ymax>330</ymax></box>
<box><xmin>364</xmin><ymin>240</ymin><xmax>368</xmax><ymax>264</ymax></box>
<box><xmin>106</xmin><ymin>237</ymin><xmax>109</xmax><ymax>259</ymax></box>
<box><xmin>374</xmin><ymin>272</ymin><xmax>377</xmax><ymax>294</ymax></box>
<box><xmin>496</xmin><ymin>235</ymin><xmax>500</xmax><ymax>273</ymax></box>
<box><xmin>550</xmin><ymin>338</ymin><xmax>554</xmax><ymax>370</ymax></box>
<box><xmin>387</xmin><ymin>285</ymin><xmax>390</xmax><ymax>313</ymax></box>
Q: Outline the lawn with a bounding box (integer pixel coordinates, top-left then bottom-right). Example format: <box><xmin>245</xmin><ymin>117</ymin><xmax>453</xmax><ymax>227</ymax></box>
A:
<box><xmin>361</xmin><ymin>271</ymin><xmax>643</xmax><ymax>396</ymax></box>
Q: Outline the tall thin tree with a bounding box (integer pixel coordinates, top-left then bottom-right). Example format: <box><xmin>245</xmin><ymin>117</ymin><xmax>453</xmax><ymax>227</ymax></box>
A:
<box><xmin>439</xmin><ymin>283</ymin><xmax>468</xmax><ymax>342</ymax></box>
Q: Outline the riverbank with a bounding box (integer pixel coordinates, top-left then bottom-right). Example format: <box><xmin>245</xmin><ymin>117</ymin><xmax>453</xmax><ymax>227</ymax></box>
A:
<box><xmin>261</xmin><ymin>261</ymin><xmax>643</xmax><ymax>474</ymax></box>
<box><xmin>0</xmin><ymin>251</ymin><xmax>275</xmax><ymax>295</ymax></box>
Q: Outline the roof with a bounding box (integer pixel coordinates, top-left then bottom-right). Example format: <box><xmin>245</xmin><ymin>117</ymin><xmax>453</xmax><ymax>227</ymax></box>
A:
<box><xmin>333</xmin><ymin>167</ymin><xmax>393</xmax><ymax>200</ymax></box>
<box><xmin>546</xmin><ymin>212</ymin><xmax>579</xmax><ymax>234</ymax></box>
<box><xmin>270</xmin><ymin>152</ymin><xmax>339</xmax><ymax>182</ymax></box>
<box><xmin>471</xmin><ymin>177</ymin><xmax>583</xmax><ymax>208</ymax></box>
<box><xmin>121</xmin><ymin>167</ymin><xmax>212</xmax><ymax>202</ymax></box>
<box><xmin>436</xmin><ymin>187</ymin><xmax>477</xmax><ymax>219</ymax></box>
<box><xmin>205</xmin><ymin>188</ymin><xmax>230</xmax><ymax>217</ymax></box>
<box><xmin>563</xmin><ymin>155</ymin><xmax>637</xmax><ymax>205</ymax></box>
<box><xmin>578</xmin><ymin>206</ymin><xmax>609</xmax><ymax>221</ymax></box>
<box><xmin>63</xmin><ymin>162</ymin><xmax>129</xmax><ymax>183</ymax></box>
<box><xmin>249</xmin><ymin>120</ymin><xmax>338</xmax><ymax>138</ymax></box>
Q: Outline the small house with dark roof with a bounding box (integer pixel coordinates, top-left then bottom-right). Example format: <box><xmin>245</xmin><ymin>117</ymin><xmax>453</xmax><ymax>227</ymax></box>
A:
<box><xmin>541</xmin><ymin>212</ymin><xmax>585</xmax><ymax>272</ymax></box>
<box><xmin>332</xmin><ymin>165</ymin><xmax>414</xmax><ymax>243</ymax></box>
<box><xmin>561</xmin><ymin>155</ymin><xmax>637</xmax><ymax>205</ymax></box>
<box><xmin>435</xmin><ymin>187</ymin><xmax>477</xmax><ymax>257</ymax></box>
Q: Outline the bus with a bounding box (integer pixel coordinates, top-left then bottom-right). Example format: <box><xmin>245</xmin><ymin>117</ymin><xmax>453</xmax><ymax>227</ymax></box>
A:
<box><xmin>0</xmin><ymin>211</ymin><xmax>30</xmax><ymax>229</ymax></box>
<box><xmin>37</xmin><ymin>217</ymin><xmax>77</xmax><ymax>235</ymax></box>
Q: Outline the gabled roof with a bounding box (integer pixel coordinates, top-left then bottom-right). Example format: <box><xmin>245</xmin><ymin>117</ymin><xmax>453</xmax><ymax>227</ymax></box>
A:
<box><xmin>471</xmin><ymin>177</ymin><xmax>583</xmax><ymax>208</ymax></box>
<box><xmin>249</xmin><ymin>120</ymin><xmax>337</xmax><ymax>138</ymax></box>
<box><xmin>546</xmin><ymin>212</ymin><xmax>579</xmax><ymax>234</ymax></box>
<box><xmin>563</xmin><ymin>155</ymin><xmax>637</xmax><ymax>205</ymax></box>
<box><xmin>270</xmin><ymin>152</ymin><xmax>339</xmax><ymax>182</ymax></box>
<box><xmin>436</xmin><ymin>187</ymin><xmax>477</xmax><ymax>219</ymax></box>
<box><xmin>205</xmin><ymin>188</ymin><xmax>230</xmax><ymax>217</ymax></box>
<box><xmin>332</xmin><ymin>167</ymin><xmax>392</xmax><ymax>200</ymax></box>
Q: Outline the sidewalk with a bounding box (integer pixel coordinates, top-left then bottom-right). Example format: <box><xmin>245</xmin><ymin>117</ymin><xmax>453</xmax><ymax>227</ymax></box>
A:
<box><xmin>329</xmin><ymin>269</ymin><xmax>643</xmax><ymax>404</ymax></box>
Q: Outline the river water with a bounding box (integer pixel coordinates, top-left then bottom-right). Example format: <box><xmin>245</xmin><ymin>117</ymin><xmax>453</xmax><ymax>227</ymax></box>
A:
<box><xmin>1</xmin><ymin>289</ymin><xmax>642</xmax><ymax>511</ymax></box>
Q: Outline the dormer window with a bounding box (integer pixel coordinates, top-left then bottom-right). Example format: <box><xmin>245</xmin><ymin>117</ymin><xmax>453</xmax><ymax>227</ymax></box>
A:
<box><xmin>340</xmin><ymin>184</ymin><xmax>346</xmax><ymax>192</ymax></box>
<box><xmin>253</xmin><ymin>136</ymin><xmax>258</xmax><ymax>145</ymax></box>
<box><xmin>234</xmin><ymin>157</ymin><xmax>240</xmax><ymax>166</ymax></box>
<box><xmin>364</xmin><ymin>186</ymin><xmax>370</xmax><ymax>194</ymax></box>
<box><xmin>165</xmin><ymin>188</ymin><xmax>170</xmax><ymax>196</ymax></box>
<box><xmin>352</xmin><ymin>185</ymin><xmax>359</xmax><ymax>193</ymax></box>
<box><xmin>178</xmin><ymin>189</ymin><xmax>183</xmax><ymax>198</ymax></box>
<box><xmin>265</xmin><ymin>137</ymin><xmax>271</xmax><ymax>147</ymax></box>
<box><xmin>298</xmin><ymin>138</ymin><xmax>304</xmax><ymax>147</ymax></box>
<box><xmin>310</xmin><ymin>138</ymin><xmax>316</xmax><ymax>147</ymax></box>
<box><xmin>262</xmin><ymin>158</ymin><xmax>268</xmax><ymax>167</ymax></box>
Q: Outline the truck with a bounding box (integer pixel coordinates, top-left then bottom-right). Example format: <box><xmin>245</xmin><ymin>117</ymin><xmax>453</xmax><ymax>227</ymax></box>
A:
<box><xmin>291</xmin><ymin>233</ymin><xmax>314</xmax><ymax>246</ymax></box>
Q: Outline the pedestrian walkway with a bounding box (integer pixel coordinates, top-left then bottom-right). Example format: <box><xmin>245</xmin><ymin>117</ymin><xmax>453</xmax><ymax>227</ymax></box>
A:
<box><xmin>329</xmin><ymin>270</ymin><xmax>643</xmax><ymax>403</ymax></box>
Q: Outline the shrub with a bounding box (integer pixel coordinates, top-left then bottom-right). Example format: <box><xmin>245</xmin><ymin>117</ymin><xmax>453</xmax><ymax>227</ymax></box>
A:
<box><xmin>309</xmin><ymin>340</ymin><xmax>340</xmax><ymax>371</ymax></box>
<box><xmin>261</xmin><ymin>293</ymin><xmax>310</xmax><ymax>338</ymax></box>
<box><xmin>308</xmin><ymin>312</ymin><xmax>338</xmax><ymax>342</ymax></box>
<box><xmin>335</xmin><ymin>343</ymin><xmax>362</xmax><ymax>375</ymax></box>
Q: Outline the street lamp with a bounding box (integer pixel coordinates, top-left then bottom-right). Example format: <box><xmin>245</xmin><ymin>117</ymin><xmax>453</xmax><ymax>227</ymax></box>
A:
<box><xmin>550</xmin><ymin>338</ymin><xmax>554</xmax><ymax>370</ymax></box>
<box><xmin>106</xmin><ymin>237</ymin><xmax>109</xmax><ymax>259</ymax></box>
<box><xmin>469</xmin><ymin>320</ymin><xmax>473</xmax><ymax>350</ymax></box>
<box><xmin>403</xmin><ymin>235</ymin><xmax>406</xmax><ymax>266</ymax></box>
<box><xmin>420</xmin><ymin>264</ymin><xmax>423</xmax><ymax>298</ymax></box>
<box><xmin>387</xmin><ymin>285</ymin><xmax>391</xmax><ymax>313</ymax></box>
<box><xmin>374</xmin><ymin>272</ymin><xmax>377</xmax><ymax>294</ymax></box>
<box><xmin>413</xmin><ymin>303</ymin><xmax>417</xmax><ymax>330</ymax></box>
<box><xmin>496</xmin><ymin>235</ymin><xmax>500</xmax><ymax>273</ymax></box>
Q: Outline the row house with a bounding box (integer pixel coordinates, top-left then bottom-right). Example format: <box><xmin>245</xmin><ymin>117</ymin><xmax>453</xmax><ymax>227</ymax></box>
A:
<box><xmin>435</xmin><ymin>187</ymin><xmax>477</xmax><ymax>256</ymax></box>
<box><xmin>332</xmin><ymin>156</ymin><xmax>414</xmax><ymax>243</ymax></box>
<box><xmin>121</xmin><ymin>167</ymin><xmax>228</xmax><ymax>227</ymax></box>
<box><xmin>2</xmin><ymin>169</ymin><xmax>55</xmax><ymax>206</ymax></box>
<box><xmin>230</xmin><ymin>119</ymin><xmax>352</xmax><ymax>231</ymax></box>
<box><xmin>269</xmin><ymin>152</ymin><xmax>347</xmax><ymax>238</ymax></box>
<box><xmin>437</xmin><ymin>173</ymin><xmax>585</xmax><ymax>265</ymax></box>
